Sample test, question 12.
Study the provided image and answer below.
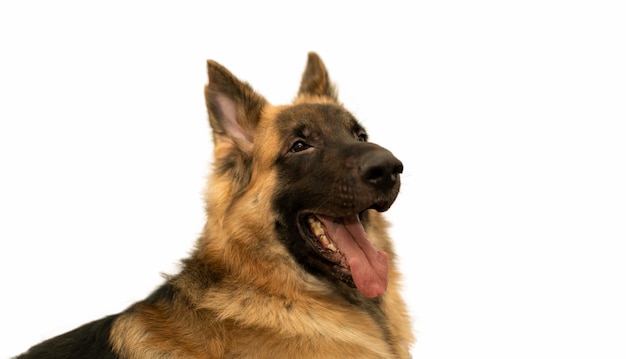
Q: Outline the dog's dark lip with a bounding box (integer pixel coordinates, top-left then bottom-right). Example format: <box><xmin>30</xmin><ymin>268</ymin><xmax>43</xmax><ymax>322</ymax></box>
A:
<box><xmin>371</xmin><ymin>199</ymin><xmax>392</xmax><ymax>212</ymax></box>
<box><xmin>296</xmin><ymin>199</ymin><xmax>387</xmax><ymax>234</ymax></box>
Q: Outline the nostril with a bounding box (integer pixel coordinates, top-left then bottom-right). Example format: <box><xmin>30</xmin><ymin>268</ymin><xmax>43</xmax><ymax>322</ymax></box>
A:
<box><xmin>393</xmin><ymin>164</ymin><xmax>404</xmax><ymax>176</ymax></box>
<box><xmin>363</xmin><ymin>166</ymin><xmax>387</xmax><ymax>185</ymax></box>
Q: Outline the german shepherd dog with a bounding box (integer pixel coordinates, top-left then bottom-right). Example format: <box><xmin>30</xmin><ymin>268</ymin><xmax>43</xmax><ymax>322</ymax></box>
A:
<box><xmin>17</xmin><ymin>52</ymin><xmax>413</xmax><ymax>358</ymax></box>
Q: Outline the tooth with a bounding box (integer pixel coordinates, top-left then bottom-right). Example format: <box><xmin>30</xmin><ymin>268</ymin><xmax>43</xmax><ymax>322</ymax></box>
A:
<box><xmin>312</xmin><ymin>224</ymin><xmax>324</xmax><ymax>237</ymax></box>
<box><xmin>319</xmin><ymin>235</ymin><xmax>338</xmax><ymax>252</ymax></box>
<box><xmin>308</xmin><ymin>216</ymin><xmax>325</xmax><ymax>237</ymax></box>
<box><xmin>307</xmin><ymin>215</ymin><xmax>337</xmax><ymax>251</ymax></box>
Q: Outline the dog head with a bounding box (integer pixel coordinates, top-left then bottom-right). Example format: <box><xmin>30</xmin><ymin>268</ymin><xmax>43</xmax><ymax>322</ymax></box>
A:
<box><xmin>204</xmin><ymin>53</ymin><xmax>403</xmax><ymax>298</ymax></box>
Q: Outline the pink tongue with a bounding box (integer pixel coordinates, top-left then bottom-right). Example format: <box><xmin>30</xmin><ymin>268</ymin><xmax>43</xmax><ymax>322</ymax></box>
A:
<box><xmin>318</xmin><ymin>214</ymin><xmax>389</xmax><ymax>298</ymax></box>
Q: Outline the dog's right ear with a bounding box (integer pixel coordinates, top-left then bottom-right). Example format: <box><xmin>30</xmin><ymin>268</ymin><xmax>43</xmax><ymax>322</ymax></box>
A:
<box><xmin>204</xmin><ymin>60</ymin><xmax>267</xmax><ymax>154</ymax></box>
<box><xmin>205</xmin><ymin>60</ymin><xmax>267</xmax><ymax>195</ymax></box>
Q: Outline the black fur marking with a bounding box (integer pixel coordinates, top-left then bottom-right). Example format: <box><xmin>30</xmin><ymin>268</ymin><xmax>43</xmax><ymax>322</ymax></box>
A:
<box><xmin>272</xmin><ymin>104</ymin><xmax>368</xmax><ymax>287</ymax></box>
<box><xmin>141</xmin><ymin>282</ymin><xmax>178</xmax><ymax>306</ymax></box>
<box><xmin>15</xmin><ymin>314</ymin><xmax>119</xmax><ymax>359</ymax></box>
<box><xmin>215</xmin><ymin>150</ymin><xmax>253</xmax><ymax>196</ymax></box>
<box><xmin>271</xmin><ymin>102</ymin><xmax>401</xmax><ymax>301</ymax></box>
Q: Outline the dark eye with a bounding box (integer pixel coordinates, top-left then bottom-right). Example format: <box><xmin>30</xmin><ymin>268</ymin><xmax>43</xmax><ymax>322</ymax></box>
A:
<box><xmin>357</xmin><ymin>133</ymin><xmax>368</xmax><ymax>142</ymax></box>
<box><xmin>290</xmin><ymin>140</ymin><xmax>311</xmax><ymax>152</ymax></box>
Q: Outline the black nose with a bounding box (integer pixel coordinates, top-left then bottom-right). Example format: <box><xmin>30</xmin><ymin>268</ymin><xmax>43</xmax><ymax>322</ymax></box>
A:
<box><xmin>359</xmin><ymin>147</ymin><xmax>403</xmax><ymax>191</ymax></box>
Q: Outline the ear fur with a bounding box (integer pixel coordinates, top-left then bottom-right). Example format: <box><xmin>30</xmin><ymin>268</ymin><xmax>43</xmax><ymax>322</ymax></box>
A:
<box><xmin>204</xmin><ymin>60</ymin><xmax>267</xmax><ymax>194</ymax></box>
<box><xmin>204</xmin><ymin>60</ymin><xmax>267</xmax><ymax>153</ymax></box>
<box><xmin>296</xmin><ymin>52</ymin><xmax>338</xmax><ymax>102</ymax></box>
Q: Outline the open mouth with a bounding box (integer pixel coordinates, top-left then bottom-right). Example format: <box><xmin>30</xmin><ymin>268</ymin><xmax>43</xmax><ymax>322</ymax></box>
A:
<box><xmin>299</xmin><ymin>212</ymin><xmax>389</xmax><ymax>298</ymax></box>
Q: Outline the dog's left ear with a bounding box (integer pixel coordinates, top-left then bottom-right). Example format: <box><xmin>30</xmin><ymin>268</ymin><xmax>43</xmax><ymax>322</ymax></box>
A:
<box><xmin>204</xmin><ymin>60</ymin><xmax>267</xmax><ymax>154</ymax></box>
<box><xmin>297</xmin><ymin>52</ymin><xmax>338</xmax><ymax>102</ymax></box>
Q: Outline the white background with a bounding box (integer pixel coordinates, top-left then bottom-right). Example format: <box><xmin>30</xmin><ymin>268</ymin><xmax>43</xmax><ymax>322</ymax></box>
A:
<box><xmin>1</xmin><ymin>1</ymin><xmax>625</xmax><ymax>358</ymax></box>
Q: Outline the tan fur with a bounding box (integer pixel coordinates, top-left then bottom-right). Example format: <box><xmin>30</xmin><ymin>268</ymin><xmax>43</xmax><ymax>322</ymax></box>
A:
<box><xmin>109</xmin><ymin>53</ymin><xmax>413</xmax><ymax>358</ymax></box>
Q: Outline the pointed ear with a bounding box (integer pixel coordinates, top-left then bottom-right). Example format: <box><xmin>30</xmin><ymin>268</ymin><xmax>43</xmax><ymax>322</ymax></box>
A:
<box><xmin>296</xmin><ymin>52</ymin><xmax>338</xmax><ymax>101</ymax></box>
<box><xmin>204</xmin><ymin>60</ymin><xmax>267</xmax><ymax>153</ymax></box>
<box><xmin>204</xmin><ymin>60</ymin><xmax>267</xmax><ymax>194</ymax></box>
